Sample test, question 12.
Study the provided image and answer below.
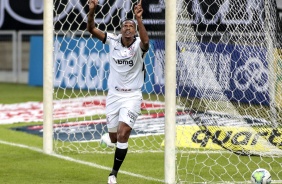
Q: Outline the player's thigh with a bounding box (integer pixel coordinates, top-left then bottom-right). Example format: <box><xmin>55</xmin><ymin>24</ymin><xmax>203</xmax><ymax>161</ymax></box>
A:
<box><xmin>107</xmin><ymin>116</ymin><xmax>119</xmax><ymax>133</ymax></box>
<box><xmin>119</xmin><ymin>99</ymin><xmax>141</xmax><ymax>128</ymax></box>
<box><xmin>106</xmin><ymin>104</ymin><xmax>120</xmax><ymax>132</ymax></box>
<box><xmin>106</xmin><ymin>92</ymin><xmax>123</xmax><ymax>131</ymax></box>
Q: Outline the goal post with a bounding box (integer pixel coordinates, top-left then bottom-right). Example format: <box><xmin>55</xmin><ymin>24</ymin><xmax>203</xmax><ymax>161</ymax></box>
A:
<box><xmin>164</xmin><ymin>0</ymin><xmax>176</xmax><ymax>183</ymax></box>
<box><xmin>265</xmin><ymin>0</ymin><xmax>278</xmax><ymax>128</ymax></box>
<box><xmin>43</xmin><ymin>0</ymin><xmax>54</xmax><ymax>154</ymax></box>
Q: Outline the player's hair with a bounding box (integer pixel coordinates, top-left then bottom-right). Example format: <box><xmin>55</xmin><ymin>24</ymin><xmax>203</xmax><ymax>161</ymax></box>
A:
<box><xmin>121</xmin><ymin>19</ymin><xmax>137</xmax><ymax>30</ymax></box>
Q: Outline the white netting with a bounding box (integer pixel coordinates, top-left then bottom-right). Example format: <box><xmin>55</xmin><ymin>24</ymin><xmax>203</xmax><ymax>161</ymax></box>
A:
<box><xmin>52</xmin><ymin>0</ymin><xmax>282</xmax><ymax>183</ymax></box>
<box><xmin>176</xmin><ymin>0</ymin><xmax>282</xmax><ymax>183</ymax></box>
<box><xmin>53</xmin><ymin>0</ymin><xmax>165</xmax><ymax>154</ymax></box>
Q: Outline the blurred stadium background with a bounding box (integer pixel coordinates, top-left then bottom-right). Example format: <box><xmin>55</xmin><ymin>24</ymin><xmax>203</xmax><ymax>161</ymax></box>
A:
<box><xmin>0</xmin><ymin>0</ymin><xmax>281</xmax><ymax>85</ymax></box>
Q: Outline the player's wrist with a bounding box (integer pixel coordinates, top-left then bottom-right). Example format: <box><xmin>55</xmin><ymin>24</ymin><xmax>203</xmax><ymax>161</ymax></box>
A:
<box><xmin>135</xmin><ymin>16</ymin><xmax>143</xmax><ymax>22</ymax></box>
<box><xmin>135</xmin><ymin>14</ymin><xmax>142</xmax><ymax>19</ymax></box>
<box><xmin>89</xmin><ymin>9</ymin><xmax>95</xmax><ymax>15</ymax></box>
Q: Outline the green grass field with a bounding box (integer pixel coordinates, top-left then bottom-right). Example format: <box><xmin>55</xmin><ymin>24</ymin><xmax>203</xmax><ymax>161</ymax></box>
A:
<box><xmin>1</xmin><ymin>83</ymin><xmax>282</xmax><ymax>184</ymax></box>
<box><xmin>0</xmin><ymin>83</ymin><xmax>164</xmax><ymax>184</ymax></box>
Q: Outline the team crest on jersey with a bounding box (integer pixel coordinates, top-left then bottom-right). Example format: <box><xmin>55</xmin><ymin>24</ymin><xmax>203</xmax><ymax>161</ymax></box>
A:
<box><xmin>128</xmin><ymin>45</ymin><xmax>135</xmax><ymax>56</ymax></box>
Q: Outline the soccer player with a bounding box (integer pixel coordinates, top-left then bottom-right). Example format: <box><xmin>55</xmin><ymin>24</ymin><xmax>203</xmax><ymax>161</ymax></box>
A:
<box><xmin>87</xmin><ymin>0</ymin><xmax>149</xmax><ymax>183</ymax></box>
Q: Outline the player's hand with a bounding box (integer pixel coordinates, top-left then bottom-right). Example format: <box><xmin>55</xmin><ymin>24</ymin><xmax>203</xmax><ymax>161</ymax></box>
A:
<box><xmin>134</xmin><ymin>0</ymin><xmax>143</xmax><ymax>19</ymax></box>
<box><xmin>89</xmin><ymin>0</ymin><xmax>98</xmax><ymax>9</ymax></box>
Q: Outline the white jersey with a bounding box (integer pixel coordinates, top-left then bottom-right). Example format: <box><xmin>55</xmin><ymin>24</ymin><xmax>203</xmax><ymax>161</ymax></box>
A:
<box><xmin>104</xmin><ymin>32</ymin><xmax>148</xmax><ymax>91</ymax></box>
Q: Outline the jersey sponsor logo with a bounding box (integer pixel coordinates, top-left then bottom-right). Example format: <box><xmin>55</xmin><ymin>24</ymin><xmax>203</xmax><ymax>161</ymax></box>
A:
<box><xmin>115</xmin><ymin>59</ymin><xmax>134</xmax><ymax>67</ymax></box>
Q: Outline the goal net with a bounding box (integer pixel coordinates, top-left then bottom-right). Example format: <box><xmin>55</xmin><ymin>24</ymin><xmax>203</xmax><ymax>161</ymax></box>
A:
<box><xmin>51</xmin><ymin>0</ymin><xmax>282</xmax><ymax>183</ymax></box>
<box><xmin>175</xmin><ymin>0</ymin><xmax>282</xmax><ymax>183</ymax></box>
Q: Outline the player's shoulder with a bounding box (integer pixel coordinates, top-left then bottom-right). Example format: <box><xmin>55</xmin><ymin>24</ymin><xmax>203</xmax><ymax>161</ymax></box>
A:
<box><xmin>132</xmin><ymin>36</ymin><xmax>141</xmax><ymax>46</ymax></box>
<box><xmin>107</xmin><ymin>32</ymin><xmax>122</xmax><ymax>42</ymax></box>
<box><xmin>135</xmin><ymin>36</ymin><xmax>141</xmax><ymax>41</ymax></box>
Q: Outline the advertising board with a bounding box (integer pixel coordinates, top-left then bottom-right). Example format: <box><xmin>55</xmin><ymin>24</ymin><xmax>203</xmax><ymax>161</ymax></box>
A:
<box><xmin>2</xmin><ymin>0</ymin><xmax>281</xmax><ymax>32</ymax></box>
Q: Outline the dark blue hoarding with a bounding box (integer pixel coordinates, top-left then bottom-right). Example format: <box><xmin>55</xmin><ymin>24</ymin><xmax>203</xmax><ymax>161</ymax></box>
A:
<box><xmin>176</xmin><ymin>42</ymin><xmax>269</xmax><ymax>105</ymax></box>
<box><xmin>29</xmin><ymin>37</ymin><xmax>269</xmax><ymax>105</ymax></box>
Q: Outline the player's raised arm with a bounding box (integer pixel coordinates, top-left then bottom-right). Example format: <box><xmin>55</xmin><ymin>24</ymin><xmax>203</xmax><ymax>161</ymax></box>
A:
<box><xmin>87</xmin><ymin>0</ymin><xmax>105</xmax><ymax>42</ymax></box>
<box><xmin>134</xmin><ymin>0</ymin><xmax>149</xmax><ymax>51</ymax></box>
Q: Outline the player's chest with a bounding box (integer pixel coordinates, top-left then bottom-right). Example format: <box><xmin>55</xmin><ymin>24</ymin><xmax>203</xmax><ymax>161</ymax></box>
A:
<box><xmin>112</xmin><ymin>43</ymin><xmax>137</xmax><ymax>58</ymax></box>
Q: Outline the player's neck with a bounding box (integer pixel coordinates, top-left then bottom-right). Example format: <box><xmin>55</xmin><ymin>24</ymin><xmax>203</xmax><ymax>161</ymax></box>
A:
<box><xmin>121</xmin><ymin>37</ymin><xmax>136</xmax><ymax>48</ymax></box>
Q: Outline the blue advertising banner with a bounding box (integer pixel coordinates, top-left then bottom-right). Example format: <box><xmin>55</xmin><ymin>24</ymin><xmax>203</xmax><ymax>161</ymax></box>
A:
<box><xmin>29</xmin><ymin>36</ymin><xmax>43</xmax><ymax>86</ymax></box>
<box><xmin>29</xmin><ymin>36</ymin><xmax>154</xmax><ymax>93</ymax></box>
<box><xmin>29</xmin><ymin>36</ymin><xmax>269</xmax><ymax>105</ymax></box>
<box><xmin>53</xmin><ymin>37</ymin><xmax>109</xmax><ymax>90</ymax></box>
<box><xmin>176</xmin><ymin>42</ymin><xmax>269</xmax><ymax>105</ymax></box>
